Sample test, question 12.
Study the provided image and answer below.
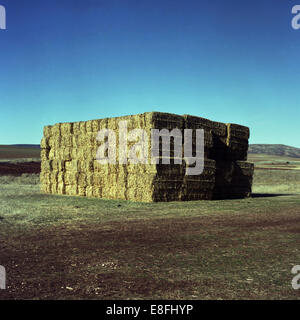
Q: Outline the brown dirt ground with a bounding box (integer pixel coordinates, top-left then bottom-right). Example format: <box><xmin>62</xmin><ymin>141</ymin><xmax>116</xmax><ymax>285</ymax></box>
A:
<box><xmin>0</xmin><ymin>210</ymin><xmax>299</xmax><ymax>300</ymax></box>
<box><xmin>0</xmin><ymin>162</ymin><xmax>41</xmax><ymax>176</ymax></box>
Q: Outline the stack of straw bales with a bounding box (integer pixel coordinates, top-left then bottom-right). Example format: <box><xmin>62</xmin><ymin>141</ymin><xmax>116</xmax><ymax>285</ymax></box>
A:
<box><xmin>182</xmin><ymin>114</ymin><xmax>253</xmax><ymax>199</ymax></box>
<box><xmin>41</xmin><ymin>112</ymin><xmax>254</xmax><ymax>202</ymax></box>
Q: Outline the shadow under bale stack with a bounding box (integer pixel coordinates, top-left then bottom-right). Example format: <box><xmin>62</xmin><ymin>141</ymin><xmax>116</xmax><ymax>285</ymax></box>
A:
<box><xmin>40</xmin><ymin>112</ymin><xmax>254</xmax><ymax>202</ymax></box>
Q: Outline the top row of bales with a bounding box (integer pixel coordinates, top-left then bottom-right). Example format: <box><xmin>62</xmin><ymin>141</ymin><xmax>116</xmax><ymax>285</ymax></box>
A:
<box><xmin>41</xmin><ymin>112</ymin><xmax>249</xmax><ymax>163</ymax></box>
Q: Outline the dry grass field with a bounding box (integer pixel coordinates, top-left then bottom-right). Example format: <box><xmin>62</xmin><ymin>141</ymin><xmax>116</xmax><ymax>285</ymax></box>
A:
<box><xmin>0</xmin><ymin>152</ymin><xmax>299</xmax><ymax>300</ymax></box>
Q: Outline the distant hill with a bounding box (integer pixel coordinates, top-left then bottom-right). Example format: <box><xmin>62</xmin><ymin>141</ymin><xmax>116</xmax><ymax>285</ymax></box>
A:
<box><xmin>249</xmin><ymin>144</ymin><xmax>300</xmax><ymax>158</ymax></box>
<box><xmin>11</xmin><ymin>144</ymin><xmax>40</xmax><ymax>149</ymax></box>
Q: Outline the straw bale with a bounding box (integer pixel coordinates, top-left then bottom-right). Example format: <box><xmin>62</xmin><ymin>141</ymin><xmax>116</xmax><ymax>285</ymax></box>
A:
<box><xmin>70</xmin><ymin>148</ymin><xmax>78</xmax><ymax>159</ymax></box>
<box><xmin>92</xmin><ymin>186</ymin><xmax>102</xmax><ymax>198</ymax></box>
<box><xmin>41</xmin><ymin>160</ymin><xmax>52</xmax><ymax>172</ymax></box>
<box><xmin>48</xmin><ymin>135</ymin><xmax>62</xmax><ymax>148</ymax></box>
<box><xmin>126</xmin><ymin>176</ymin><xmax>155</xmax><ymax>202</ymax></box>
<box><xmin>134</xmin><ymin>113</ymin><xmax>147</xmax><ymax>129</ymax></box>
<box><xmin>41</xmin><ymin>149</ymin><xmax>50</xmax><ymax>161</ymax></box>
<box><xmin>127</xmin><ymin>163</ymin><xmax>148</xmax><ymax>175</ymax></box>
<box><xmin>72</xmin><ymin>122</ymin><xmax>80</xmax><ymax>134</ymax></box>
<box><xmin>72</xmin><ymin>147</ymin><xmax>83</xmax><ymax>160</ymax></box>
<box><xmin>109</xmin><ymin>114</ymin><xmax>139</xmax><ymax>131</ymax></box>
<box><xmin>78</xmin><ymin>186</ymin><xmax>86</xmax><ymax>196</ymax></box>
<box><xmin>151</xmin><ymin>145</ymin><xmax>183</xmax><ymax>160</ymax></box>
<box><xmin>207</xmin><ymin>136</ymin><xmax>227</xmax><ymax>160</ymax></box>
<box><xmin>57</xmin><ymin>182</ymin><xmax>66</xmax><ymax>195</ymax></box>
<box><xmin>181</xmin><ymin>192</ymin><xmax>214</xmax><ymax>201</ymax></box>
<box><xmin>86</xmin><ymin>120</ymin><xmax>93</xmax><ymax>133</ymax></box>
<box><xmin>182</xmin><ymin>179</ymin><xmax>215</xmax><ymax>191</ymax></box>
<box><xmin>41</xmin><ymin>137</ymin><xmax>50</xmax><ymax>149</ymax></box>
<box><xmin>48</xmin><ymin>148</ymin><xmax>56</xmax><ymax>160</ymax></box>
<box><xmin>147</xmin><ymin>161</ymin><xmax>185</xmax><ymax>176</ymax></box>
<box><xmin>107</xmin><ymin>117</ymin><xmax>125</xmax><ymax>132</ymax></box>
<box><xmin>118</xmin><ymin>165</ymin><xmax>128</xmax><ymax>181</ymax></box>
<box><xmin>57</xmin><ymin>172</ymin><xmax>64</xmax><ymax>184</ymax></box>
<box><xmin>227</xmin><ymin>123</ymin><xmax>250</xmax><ymax>140</ymax></box>
<box><xmin>83</xmin><ymin>132</ymin><xmax>97</xmax><ymax>147</ymax></box>
<box><xmin>75</xmin><ymin>146</ymin><xmax>91</xmax><ymax>160</ymax></box>
<box><xmin>107</xmin><ymin>117</ymin><xmax>118</xmax><ymax>130</ymax></box>
<box><xmin>72</xmin><ymin>135</ymin><xmax>79</xmax><ymax>148</ymax></box>
<box><xmin>75</xmin><ymin>147</ymin><xmax>85</xmax><ymax>160</ymax></box>
<box><xmin>79</xmin><ymin>122</ymin><xmax>86</xmax><ymax>135</ymax></box>
<box><xmin>52</xmin><ymin>123</ymin><xmax>61</xmax><ymax>136</ymax></box>
<box><xmin>85</xmin><ymin>159</ymin><xmax>94</xmax><ymax>173</ymax></box>
<box><xmin>85</xmin><ymin>146</ymin><xmax>96</xmax><ymax>160</ymax></box>
<box><xmin>127</xmin><ymin>173</ymin><xmax>154</xmax><ymax>188</ymax></box>
<box><xmin>126</xmin><ymin>188</ymin><xmax>138</xmax><ymax>201</ymax></box>
<box><xmin>92</xmin><ymin>119</ymin><xmax>101</xmax><ymax>132</ymax></box>
<box><xmin>153</xmin><ymin>180</ymin><xmax>183</xmax><ymax>192</ymax></box>
<box><xmin>109</xmin><ymin>163</ymin><xmax>118</xmax><ymax>175</ymax></box>
<box><xmin>51</xmin><ymin>182</ymin><xmax>58</xmax><ymax>193</ymax></box>
<box><xmin>184</xmin><ymin>115</ymin><xmax>227</xmax><ymax>137</ymax></box>
<box><xmin>84</xmin><ymin>185</ymin><xmax>102</xmax><ymax>198</ymax></box>
<box><xmin>90</xmin><ymin>146</ymin><xmax>98</xmax><ymax>160</ymax></box>
<box><xmin>102</xmin><ymin>174</ymin><xmax>117</xmax><ymax>199</ymax></box>
<box><xmin>136</xmin><ymin>188</ymin><xmax>154</xmax><ymax>202</ymax></box>
<box><xmin>78</xmin><ymin>173</ymin><xmax>87</xmax><ymax>187</ymax></box>
<box><xmin>51</xmin><ymin>160</ymin><xmax>65</xmax><ymax>171</ymax></box>
<box><xmin>76</xmin><ymin>160</ymin><xmax>85</xmax><ymax>172</ymax></box>
<box><xmin>65</xmin><ymin>185</ymin><xmax>78</xmax><ymax>196</ymax></box>
<box><xmin>86</xmin><ymin>173</ymin><xmax>94</xmax><ymax>186</ymax></box>
<box><xmin>60</xmin><ymin>122</ymin><xmax>73</xmax><ymax>135</ymax></box>
<box><xmin>150</xmin><ymin>112</ymin><xmax>185</xmax><ymax>130</ymax></box>
<box><xmin>115</xmin><ymin>186</ymin><xmax>127</xmax><ymax>200</ymax></box>
<box><xmin>64</xmin><ymin>172</ymin><xmax>79</xmax><ymax>185</ymax></box>
<box><xmin>40</xmin><ymin>172</ymin><xmax>51</xmax><ymax>185</ymax></box>
<box><xmin>41</xmin><ymin>183</ymin><xmax>52</xmax><ymax>194</ymax></box>
<box><xmin>93</xmin><ymin>162</ymin><xmax>111</xmax><ymax>175</ymax></box>
<box><xmin>99</xmin><ymin>118</ymin><xmax>109</xmax><ymax>130</ymax></box>
<box><xmin>225</xmin><ymin>124</ymin><xmax>250</xmax><ymax>160</ymax></box>
<box><xmin>230</xmin><ymin>176</ymin><xmax>253</xmax><ymax>188</ymax></box>
<box><xmin>93</xmin><ymin>160</ymin><xmax>102</xmax><ymax>173</ymax></box>
<box><xmin>54</xmin><ymin>148</ymin><xmax>62</xmax><ymax>160</ymax></box>
<box><xmin>214</xmin><ymin>160</ymin><xmax>253</xmax><ymax>199</ymax></box>
<box><xmin>86</xmin><ymin>186</ymin><xmax>94</xmax><ymax>197</ymax></box>
<box><xmin>236</xmin><ymin>161</ymin><xmax>254</xmax><ymax>176</ymax></box>
<box><xmin>150</xmin><ymin>111</ymin><xmax>183</xmax><ymax>122</ymax></box>
<box><xmin>184</xmin><ymin>158</ymin><xmax>215</xmax><ymax>177</ymax></box>
<box><xmin>183</xmin><ymin>115</ymin><xmax>228</xmax><ymax>161</ymax></box>
<box><xmin>44</xmin><ymin>184</ymin><xmax>52</xmax><ymax>194</ymax></box>
<box><xmin>61</xmin><ymin>135</ymin><xmax>73</xmax><ymax>147</ymax></box>
<box><xmin>93</xmin><ymin>161</ymin><xmax>113</xmax><ymax>175</ymax></box>
<box><xmin>43</xmin><ymin>125</ymin><xmax>53</xmax><ymax>138</ymax></box>
<box><xmin>61</xmin><ymin>147</ymin><xmax>71</xmax><ymax>161</ymax></box>
<box><xmin>65</xmin><ymin>160</ymin><xmax>77</xmax><ymax>172</ymax></box>
<box><xmin>152</xmin><ymin>192</ymin><xmax>180</xmax><ymax>202</ymax></box>
<box><xmin>186</xmin><ymin>130</ymin><xmax>214</xmax><ymax>150</ymax></box>
<box><xmin>226</xmin><ymin>137</ymin><xmax>248</xmax><ymax>150</ymax></box>
<box><xmin>50</xmin><ymin>171</ymin><xmax>58</xmax><ymax>184</ymax></box>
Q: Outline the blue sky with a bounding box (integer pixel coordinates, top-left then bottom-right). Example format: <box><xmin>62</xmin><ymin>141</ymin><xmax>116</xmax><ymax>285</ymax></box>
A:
<box><xmin>0</xmin><ymin>0</ymin><xmax>299</xmax><ymax>147</ymax></box>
